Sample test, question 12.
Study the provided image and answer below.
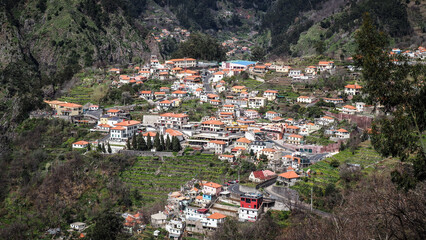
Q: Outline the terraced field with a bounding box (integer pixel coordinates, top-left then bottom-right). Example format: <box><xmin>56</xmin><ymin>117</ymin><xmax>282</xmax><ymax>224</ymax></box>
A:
<box><xmin>120</xmin><ymin>154</ymin><xmax>235</xmax><ymax>203</ymax></box>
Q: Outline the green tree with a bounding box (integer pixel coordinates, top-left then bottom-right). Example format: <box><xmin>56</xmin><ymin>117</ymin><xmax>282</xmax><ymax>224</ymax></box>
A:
<box><xmin>138</xmin><ymin>134</ymin><xmax>147</xmax><ymax>151</ymax></box>
<box><xmin>87</xmin><ymin>143</ymin><xmax>91</xmax><ymax>151</ymax></box>
<box><xmin>126</xmin><ymin>139</ymin><xmax>131</xmax><ymax>150</ymax></box>
<box><xmin>260</xmin><ymin>153</ymin><xmax>268</xmax><ymax>162</ymax></box>
<box><xmin>172</xmin><ymin>136</ymin><xmax>182</xmax><ymax>152</ymax></box>
<box><xmin>250</xmin><ymin>46</ymin><xmax>266</xmax><ymax>61</ymax></box>
<box><xmin>102</xmin><ymin>143</ymin><xmax>106</xmax><ymax>153</ymax></box>
<box><xmin>153</xmin><ymin>133</ymin><xmax>161</xmax><ymax>151</ymax></box>
<box><xmin>160</xmin><ymin>134</ymin><xmax>165</xmax><ymax>151</ymax></box>
<box><xmin>87</xmin><ymin>211</ymin><xmax>124</xmax><ymax>240</ymax></box>
<box><xmin>165</xmin><ymin>135</ymin><xmax>172</xmax><ymax>151</ymax></box>
<box><xmin>97</xmin><ymin>143</ymin><xmax>102</xmax><ymax>152</ymax></box>
<box><xmin>107</xmin><ymin>142</ymin><xmax>112</xmax><ymax>154</ymax></box>
<box><xmin>132</xmin><ymin>134</ymin><xmax>137</xmax><ymax>150</ymax></box>
<box><xmin>172</xmin><ymin>32</ymin><xmax>226</xmax><ymax>61</ymax></box>
<box><xmin>146</xmin><ymin>136</ymin><xmax>152</xmax><ymax>150</ymax></box>
<box><xmin>354</xmin><ymin>13</ymin><xmax>426</xmax><ymax>189</ymax></box>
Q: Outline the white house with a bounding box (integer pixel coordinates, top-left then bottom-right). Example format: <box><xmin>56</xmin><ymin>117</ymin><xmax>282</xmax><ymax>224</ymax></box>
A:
<box><xmin>277</xmin><ymin>171</ymin><xmax>300</xmax><ymax>186</ymax></box>
<box><xmin>202</xmin><ymin>182</ymin><xmax>222</xmax><ymax>196</ymax></box>
<box><xmin>342</xmin><ymin>105</ymin><xmax>357</xmax><ymax>114</ymax></box>
<box><xmin>238</xmin><ymin>208</ymin><xmax>261</xmax><ymax>222</ymax></box>
<box><xmin>344</xmin><ymin>84</ymin><xmax>362</xmax><ymax>95</ymax></box>
<box><xmin>318</xmin><ymin>61</ymin><xmax>334</xmax><ymax>71</ymax></box>
<box><xmin>165</xmin><ymin>219</ymin><xmax>185</xmax><ymax>240</ymax></box>
<box><xmin>109</xmin><ymin>120</ymin><xmax>141</xmax><ymax>142</ymax></box>
<box><xmin>212</xmin><ymin>71</ymin><xmax>225</xmax><ymax>82</ymax></box>
<box><xmin>265</xmin><ymin>111</ymin><xmax>281</xmax><ymax>120</ymax></box>
<box><xmin>205</xmin><ymin>213</ymin><xmax>226</xmax><ymax>229</ymax></box>
<box><xmin>335</xmin><ymin>128</ymin><xmax>350</xmax><ymax>139</ymax></box>
<box><xmin>207</xmin><ymin>140</ymin><xmax>226</xmax><ymax>154</ymax></box>
<box><xmin>287</xmin><ymin>134</ymin><xmax>303</xmax><ymax>145</ymax></box>
<box><xmin>72</xmin><ymin>141</ymin><xmax>89</xmax><ymax>149</ymax></box>
<box><xmin>288</xmin><ymin>69</ymin><xmax>301</xmax><ymax>77</ymax></box>
<box><xmin>157</xmin><ymin>113</ymin><xmax>189</xmax><ymax>129</ymax></box>
<box><xmin>297</xmin><ymin>96</ymin><xmax>316</xmax><ymax>104</ymax></box>
<box><xmin>263</xmin><ymin>90</ymin><xmax>278</xmax><ymax>101</ymax></box>
<box><xmin>70</xmin><ymin>222</ymin><xmax>86</xmax><ymax>231</ymax></box>
<box><xmin>248</xmin><ymin>97</ymin><xmax>267</xmax><ymax>109</ymax></box>
<box><xmin>151</xmin><ymin>211</ymin><xmax>167</xmax><ymax>228</ymax></box>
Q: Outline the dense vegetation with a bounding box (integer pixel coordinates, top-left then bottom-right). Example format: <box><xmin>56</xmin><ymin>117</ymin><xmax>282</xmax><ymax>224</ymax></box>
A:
<box><xmin>172</xmin><ymin>32</ymin><xmax>227</xmax><ymax>62</ymax></box>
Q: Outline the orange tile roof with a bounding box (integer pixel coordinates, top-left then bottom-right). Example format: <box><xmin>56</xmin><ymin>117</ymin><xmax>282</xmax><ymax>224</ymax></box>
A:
<box><xmin>202</xmin><ymin>120</ymin><xmax>225</xmax><ymax>125</ymax></box>
<box><xmin>208</xmin><ymin>212</ymin><xmax>227</xmax><ymax>219</ymax></box>
<box><xmin>196</xmin><ymin>195</ymin><xmax>203</xmax><ymax>200</ymax></box>
<box><xmin>264</xmin><ymin>90</ymin><xmax>278</xmax><ymax>93</ymax></box>
<box><xmin>160</xmin><ymin>113</ymin><xmax>188</xmax><ymax>118</ymax></box>
<box><xmin>289</xmin><ymin>134</ymin><xmax>303</xmax><ymax>138</ymax></box>
<box><xmin>59</xmin><ymin>103</ymin><xmax>82</xmax><ymax>108</ymax></box>
<box><xmin>232</xmin><ymin>85</ymin><xmax>247</xmax><ymax>89</ymax></box>
<box><xmin>261</xmin><ymin>148</ymin><xmax>277</xmax><ymax>152</ymax></box>
<box><xmin>154</xmin><ymin>92</ymin><xmax>166</xmax><ymax>95</ymax></box>
<box><xmin>115</xmin><ymin>120</ymin><xmax>141</xmax><ymax>126</ymax></box>
<box><xmin>107</xmin><ymin>109</ymin><xmax>120</xmax><ymax>113</ymax></box>
<box><xmin>345</xmin><ymin>84</ymin><xmax>362</xmax><ymax>89</ymax></box>
<box><xmin>220</xmin><ymin>112</ymin><xmax>233</xmax><ymax>115</ymax></box>
<box><xmin>220</xmin><ymin>154</ymin><xmax>234</xmax><ymax>158</ymax></box>
<box><xmin>143</xmin><ymin>132</ymin><xmax>157</xmax><ymax>137</ymax></box>
<box><xmin>172</xmin><ymin>90</ymin><xmax>187</xmax><ymax>94</ymax></box>
<box><xmin>140</xmin><ymin>91</ymin><xmax>152</xmax><ymax>94</ymax></box>
<box><xmin>204</xmin><ymin>182</ymin><xmax>222</xmax><ymax>188</ymax></box>
<box><xmin>337</xmin><ymin>128</ymin><xmax>348</xmax><ymax>133</ymax></box>
<box><xmin>237</xmin><ymin>137</ymin><xmax>251</xmax><ymax>144</ymax></box>
<box><xmin>279</xmin><ymin>171</ymin><xmax>299</xmax><ymax>179</ymax></box>
<box><xmin>209</xmin><ymin>140</ymin><xmax>226</xmax><ymax>145</ymax></box>
<box><xmin>111</xmin><ymin>126</ymin><xmax>125</xmax><ymax>130</ymax></box>
<box><xmin>343</xmin><ymin>105</ymin><xmax>357</xmax><ymax>110</ymax></box>
<box><xmin>160</xmin><ymin>100</ymin><xmax>171</xmax><ymax>104</ymax></box>
<box><xmin>169</xmin><ymin>58</ymin><xmax>196</xmax><ymax>62</ymax></box>
<box><xmin>73</xmin><ymin>140</ymin><xmax>89</xmax><ymax>145</ymax></box>
<box><xmin>165</xmin><ymin>128</ymin><xmax>183</xmax><ymax>136</ymax></box>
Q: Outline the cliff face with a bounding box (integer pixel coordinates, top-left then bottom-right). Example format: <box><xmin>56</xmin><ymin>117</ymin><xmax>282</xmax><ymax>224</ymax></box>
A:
<box><xmin>0</xmin><ymin>0</ymin><xmax>157</xmax><ymax>158</ymax></box>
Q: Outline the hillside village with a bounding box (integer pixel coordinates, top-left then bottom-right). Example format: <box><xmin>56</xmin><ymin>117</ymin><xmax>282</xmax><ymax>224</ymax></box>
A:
<box><xmin>38</xmin><ymin>45</ymin><xmax>426</xmax><ymax>239</ymax></box>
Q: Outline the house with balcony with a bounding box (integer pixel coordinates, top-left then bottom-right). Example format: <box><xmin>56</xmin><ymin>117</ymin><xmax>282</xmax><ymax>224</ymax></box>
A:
<box><xmin>232</xmin><ymin>85</ymin><xmax>248</xmax><ymax>93</ymax></box>
<box><xmin>263</xmin><ymin>90</ymin><xmax>278</xmax><ymax>101</ymax></box>
<box><xmin>157</xmin><ymin>113</ymin><xmax>189</xmax><ymax>129</ymax></box>
<box><xmin>297</xmin><ymin>96</ymin><xmax>316</xmax><ymax>104</ymax></box>
<box><xmin>201</xmin><ymin>120</ymin><xmax>225</xmax><ymax>132</ymax></box>
<box><xmin>238</xmin><ymin>193</ymin><xmax>264</xmax><ymax>222</ymax></box>
<box><xmin>265</xmin><ymin>111</ymin><xmax>281</xmax><ymax>120</ymax></box>
<box><xmin>165</xmin><ymin>219</ymin><xmax>185</xmax><ymax>240</ymax></box>
<box><xmin>318</xmin><ymin>61</ymin><xmax>334</xmax><ymax>71</ymax></box>
<box><xmin>207</xmin><ymin>140</ymin><xmax>226</xmax><ymax>154</ymax></box>
<box><xmin>286</xmin><ymin>134</ymin><xmax>303</xmax><ymax>145</ymax></box>
<box><xmin>342</xmin><ymin>105</ymin><xmax>357</xmax><ymax>114</ymax></box>
<box><xmin>109</xmin><ymin>120</ymin><xmax>141</xmax><ymax>142</ymax></box>
<box><xmin>248</xmin><ymin>97</ymin><xmax>267</xmax><ymax>109</ymax></box>
<box><xmin>344</xmin><ymin>84</ymin><xmax>362</xmax><ymax>95</ymax></box>
<box><xmin>257</xmin><ymin>148</ymin><xmax>281</xmax><ymax>161</ymax></box>
<box><xmin>202</xmin><ymin>182</ymin><xmax>222</xmax><ymax>201</ymax></box>
<box><xmin>277</xmin><ymin>171</ymin><xmax>300</xmax><ymax>186</ymax></box>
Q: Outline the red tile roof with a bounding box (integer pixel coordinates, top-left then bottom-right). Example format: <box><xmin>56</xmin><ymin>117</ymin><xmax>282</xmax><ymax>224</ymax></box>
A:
<box><xmin>279</xmin><ymin>171</ymin><xmax>299</xmax><ymax>179</ymax></box>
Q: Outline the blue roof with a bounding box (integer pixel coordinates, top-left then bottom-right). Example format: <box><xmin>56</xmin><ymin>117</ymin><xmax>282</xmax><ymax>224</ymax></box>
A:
<box><xmin>229</xmin><ymin>60</ymin><xmax>257</xmax><ymax>66</ymax></box>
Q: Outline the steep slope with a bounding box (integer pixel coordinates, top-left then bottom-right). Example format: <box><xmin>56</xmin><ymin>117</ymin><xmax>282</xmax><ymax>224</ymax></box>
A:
<box><xmin>0</xmin><ymin>0</ymin><xmax>160</xmax><ymax>157</ymax></box>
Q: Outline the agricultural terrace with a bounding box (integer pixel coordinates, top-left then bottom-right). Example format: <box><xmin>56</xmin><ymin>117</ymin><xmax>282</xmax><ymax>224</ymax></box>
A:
<box><xmin>120</xmin><ymin>154</ymin><xmax>236</xmax><ymax>204</ymax></box>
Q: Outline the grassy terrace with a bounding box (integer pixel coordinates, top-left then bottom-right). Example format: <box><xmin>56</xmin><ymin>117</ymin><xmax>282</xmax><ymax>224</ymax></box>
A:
<box><xmin>120</xmin><ymin>154</ymin><xmax>235</xmax><ymax>204</ymax></box>
<box><xmin>290</xmin><ymin>141</ymin><xmax>397</xmax><ymax>208</ymax></box>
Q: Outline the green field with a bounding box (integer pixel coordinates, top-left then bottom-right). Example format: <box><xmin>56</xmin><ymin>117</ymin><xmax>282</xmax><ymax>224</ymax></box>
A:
<box><xmin>120</xmin><ymin>154</ymin><xmax>236</xmax><ymax>203</ymax></box>
<box><xmin>290</xmin><ymin>141</ymin><xmax>397</xmax><ymax>210</ymax></box>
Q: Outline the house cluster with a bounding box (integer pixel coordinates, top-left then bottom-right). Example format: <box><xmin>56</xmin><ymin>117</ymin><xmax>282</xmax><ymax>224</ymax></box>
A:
<box><xmin>151</xmin><ymin>27</ymin><xmax>191</xmax><ymax>43</ymax></box>
<box><xmin>221</xmin><ymin>37</ymin><xmax>252</xmax><ymax>57</ymax></box>
<box><xmin>150</xmin><ymin>179</ymin><xmax>276</xmax><ymax>239</ymax></box>
<box><xmin>390</xmin><ymin>46</ymin><xmax>426</xmax><ymax>60</ymax></box>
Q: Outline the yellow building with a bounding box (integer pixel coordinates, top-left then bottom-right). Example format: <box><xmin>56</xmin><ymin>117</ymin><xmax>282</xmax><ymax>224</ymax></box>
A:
<box><xmin>231</xmin><ymin>85</ymin><xmax>248</xmax><ymax>93</ymax></box>
<box><xmin>45</xmin><ymin>100</ymin><xmax>82</xmax><ymax>116</ymax></box>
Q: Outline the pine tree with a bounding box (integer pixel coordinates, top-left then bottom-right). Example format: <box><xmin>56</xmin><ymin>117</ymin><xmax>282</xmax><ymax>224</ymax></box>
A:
<box><xmin>107</xmin><ymin>142</ymin><xmax>112</xmax><ymax>154</ymax></box>
<box><xmin>138</xmin><ymin>134</ymin><xmax>147</xmax><ymax>151</ymax></box>
<box><xmin>87</xmin><ymin>143</ymin><xmax>91</xmax><ymax>151</ymax></box>
<box><xmin>102</xmin><ymin>143</ymin><xmax>106</xmax><ymax>153</ymax></box>
<box><xmin>132</xmin><ymin>134</ymin><xmax>137</xmax><ymax>150</ymax></box>
<box><xmin>166</xmin><ymin>135</ymin><xmax>171</xmax><ymax>151</ymax></box>
<box><xmin>154</xmin><ymin>133</ymin><xmax>161</xmax><ymax>151</ymax></box>
<box><xmin>97</xmin><ymin>143</ymin><xmax>102</xmax><ymax>152</ymax></box>
<box><xmin>160</xmin><ymin>134</ymin><xmax>165</xmax><ymax>151</ymax></box>
<box><xmin>126</xmin><ymin>139</ymin><xmax>131</xmax><ymax>150</ymax></box>
<box><xmin>147</xmin><ymin>136</ymin><xmax>152</xmax><ymax>150</ymax></box>
<box><xmin>172</xmin><ymin>136</ymin><xmax>182</xmax><ymax>152</ymax></box>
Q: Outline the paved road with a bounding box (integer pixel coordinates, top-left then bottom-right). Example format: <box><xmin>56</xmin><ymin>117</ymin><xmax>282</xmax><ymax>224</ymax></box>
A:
<box><xmin>227</xmin><ymin>184</ymin><xmax>245</xmax><ymax>195</ymax></box>
<box><xmin>266</xmin><ymin>136</ymin><xmax>296</xmax><ymax>152</ymax></box>
<box><xmin>202</xmin><ymin>73</ymin><xmax>213</xmax><ymax>93</ymax></box>
<box><xmin>264</xmin><ymin>185</ymin><xmax>331</xmax><ymax>218</ymax></box>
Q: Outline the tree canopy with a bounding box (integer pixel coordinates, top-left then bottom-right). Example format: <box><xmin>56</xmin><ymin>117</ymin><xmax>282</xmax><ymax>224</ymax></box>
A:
<box><xmin>172</xmin><ymin>32</ymin><xmax>226</xmax><ymax>62</ymax></box>
<box><xmin>354</xmin><ymin>13</ymin><xmax>426</xmax><ymax>190</ymax></box>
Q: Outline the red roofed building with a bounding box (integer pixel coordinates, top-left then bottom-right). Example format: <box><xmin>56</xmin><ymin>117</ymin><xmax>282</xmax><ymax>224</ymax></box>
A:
<box><xmin>72</xmin><ymin>140</ymin><xmax>89</xmax><ymax>149</ymax></box>
<box><xmin>344</xmin><ymin>84</ymin><xmax>362</xmax><ymax>95</ymax></box>
<box><xmin>207</xmin><ymin>140</ymin><xmax>227</xmax><ymax>154</ymax></box>
<box><xmin>201</xmin><ymin>120</ymin><xmax>225</xmax><ymax>132</ymax></box>
<box><xmin>110</xmin><ymin>120</ymin><xmax>141</xmax><ymax>142</ymax></box>
<box><xmin>342</xmin><ymin>105</ymin><xmax>357</xmax><ymax>114</ymax></box>
<box><xmin>157</xmin><ymin>113</ymin><xmax>189</xmax><ymax>129</ymax></box>
<box><xmin>219</xmin><ymin>154</ymin><xmax>235</xmax><ymax>162</ymax></box>
<box><xmin>277</xmin><ymin>171</ymin><xmax>300</xmax><ymax>186</ymax></box>
<box><xmin>287</xmin><ymin>134</ymin><xmax>303</xmax><ymax>145</ymax></box>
